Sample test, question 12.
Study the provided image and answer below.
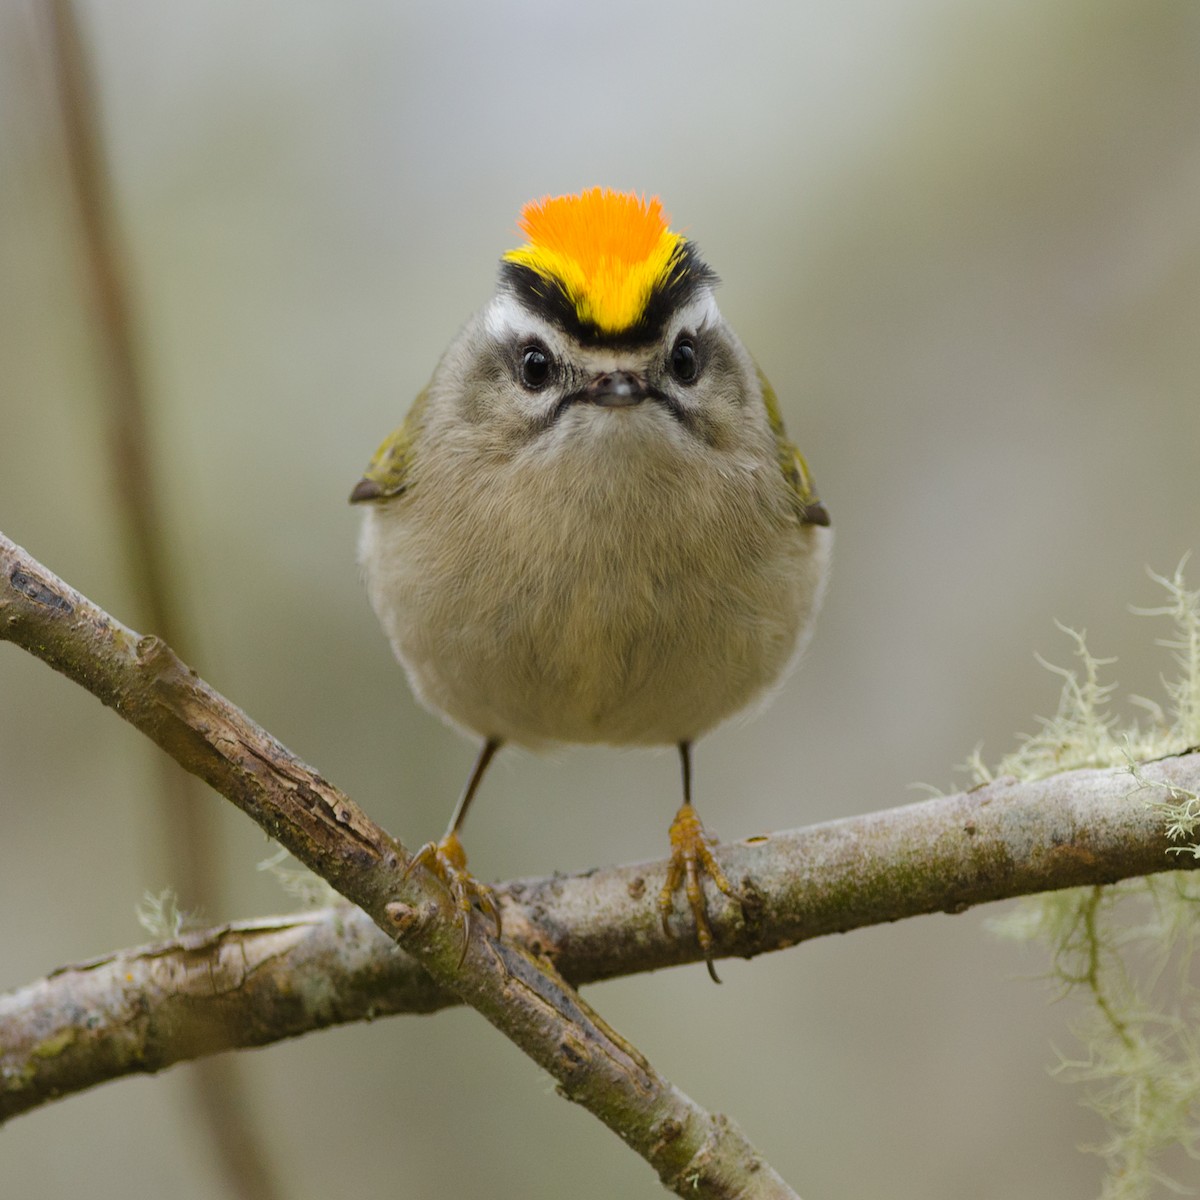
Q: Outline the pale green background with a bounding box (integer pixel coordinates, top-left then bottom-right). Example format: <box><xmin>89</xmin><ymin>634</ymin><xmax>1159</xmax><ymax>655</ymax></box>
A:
<box><xmin>3</xmin><ymin>2</ymin><xmax>1200</xmax><ymax>1197</ymax></box>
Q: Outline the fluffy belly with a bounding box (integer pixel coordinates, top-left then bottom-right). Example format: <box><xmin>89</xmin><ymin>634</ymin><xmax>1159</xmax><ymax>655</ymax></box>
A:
<box><xmin>361</xmin><ymin>497</ymin><xmax>828</xmax><ymax>748</ymax></box>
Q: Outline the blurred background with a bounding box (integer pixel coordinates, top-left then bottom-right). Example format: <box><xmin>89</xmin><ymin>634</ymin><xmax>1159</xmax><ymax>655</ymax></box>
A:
<box><xmin>3</xmin><ymin>1</ymin><xmax>1199</xmax><ymax>1196</ymax></box>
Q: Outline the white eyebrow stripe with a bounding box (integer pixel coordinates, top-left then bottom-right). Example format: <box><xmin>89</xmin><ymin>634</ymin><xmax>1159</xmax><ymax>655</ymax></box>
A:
<box><xmin>667</xmin><ymin>290</ymin><xmax>721</xmax><ymax>335</ymax></box>
<box><xmin>484</xmin><ymin>284</ymin><xmax>723</xmax><ymax>355</ymax></box>
<box><xmin>484</xmin><ymin>294</ymin><xmax>561</xmax><ymax>344</ymax></box>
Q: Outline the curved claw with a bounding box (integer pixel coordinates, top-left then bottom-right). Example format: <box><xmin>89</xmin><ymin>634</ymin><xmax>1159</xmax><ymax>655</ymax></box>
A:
<box><xmin>658</xmin><ymin>803</ymin><xmax>738</xmax><ymax>984</ymax></box>
<box><xmin>405</xmin><ymin>831</ymin><xmax>500</xmax><ymax>965</ymax></box>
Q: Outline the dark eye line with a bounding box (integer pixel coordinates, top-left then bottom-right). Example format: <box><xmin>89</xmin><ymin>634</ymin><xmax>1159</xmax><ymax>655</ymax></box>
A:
<box><xmin>527</xmin><ymin>380</ymin><xmax>696</xmax><ymax>439</ymax></box>
<box><xmin>515</xmin><ymin>335</ymin><xmax>705</xmax><ymax>437</ymax></box>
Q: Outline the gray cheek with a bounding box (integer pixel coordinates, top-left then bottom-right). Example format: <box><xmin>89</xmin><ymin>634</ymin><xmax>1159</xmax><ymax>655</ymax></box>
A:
<box><xmin>702</xmin><ymin>338</ymin><xmax>746</xmax><ymax>404</ymax></box>
<box><xmin>456</xmin><ymin>358</ymin><xmax>514</xmax><ymax>426</ymax></box>
<box><xmin>457</xmin><ymin>376</ymin><xmax>567</xmax><ymax>458</ymax></box>
<box><xmin>691</xmin><ymin>401</ymin><xmax>736</xmax><ymax>450</ymax></box>
<box><xmin>685</xmin><ymin>360</ymin><xmax>752</xmax><ymax>450</ymax></box>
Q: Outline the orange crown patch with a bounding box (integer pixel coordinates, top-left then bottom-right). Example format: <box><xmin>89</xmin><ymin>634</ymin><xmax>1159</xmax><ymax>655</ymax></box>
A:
<box><xmin>503</xmin><ymin>189</ymin><xmax>689</xmax><ymax>335</ymax></box>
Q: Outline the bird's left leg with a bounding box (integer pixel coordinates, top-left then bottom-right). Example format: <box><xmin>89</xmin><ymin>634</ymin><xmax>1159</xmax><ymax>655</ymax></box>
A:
<box><xmin>658</xmin><ymin>741</ymin><xmax>739</xmax><ymax>983</ymax></box>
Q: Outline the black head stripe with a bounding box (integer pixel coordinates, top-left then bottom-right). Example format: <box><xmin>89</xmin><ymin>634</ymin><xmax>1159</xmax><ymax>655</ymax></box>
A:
<box><xmin>498</xmin><ymin>242</ymin><xmax>718</xmax><ymax>347</ymax></box>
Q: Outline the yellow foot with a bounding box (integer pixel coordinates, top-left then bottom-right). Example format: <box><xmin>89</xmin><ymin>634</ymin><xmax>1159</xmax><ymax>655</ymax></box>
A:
<box><xmin>658</xmin><ymin>803</ymin><xmax>739</xmax><ymax>983</ymax></box>
<box><xmin>406</xmin><ymin>830</ymin><xmax>500</xmax><ymax>964</ymax></box>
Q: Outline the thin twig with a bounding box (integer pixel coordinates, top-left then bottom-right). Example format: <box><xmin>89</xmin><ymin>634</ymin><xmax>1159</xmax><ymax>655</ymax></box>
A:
<box><xmin>0</xmin><ymin>532</ymin><xmax>803</xmax><ymax>1199</ymax></box>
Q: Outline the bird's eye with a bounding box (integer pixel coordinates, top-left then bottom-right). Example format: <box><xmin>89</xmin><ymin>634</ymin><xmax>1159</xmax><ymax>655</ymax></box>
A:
<box><xmin>669</xmin><ymin>336</ymin><xmax>699</xmax><ymax>384</ymax></box>
<box><xmin>519</xmin><ymin>344</ymin><xmax>553</xmax><ymax>390</ymax></box>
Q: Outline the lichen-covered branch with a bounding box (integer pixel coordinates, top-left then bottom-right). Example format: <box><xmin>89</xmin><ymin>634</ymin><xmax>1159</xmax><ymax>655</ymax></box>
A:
<box><xmin>0</xmin><ymin>910</ymin><xmax>442</xmax><ymax>1118</ymax></box>
<box><xmin>5</xmin><ymin>747</ymin><xmax>1197</xmax><ymax>1123</ymax></box>
<box><xmin>6</xmin><ymin>530</ymin><xmax>1198</xmax><ymax>1189</ymax></box>
<box><xmin>0</xmin><ymin>531</ymin><xmax>799</xmax><ymax>1200</ymax></box>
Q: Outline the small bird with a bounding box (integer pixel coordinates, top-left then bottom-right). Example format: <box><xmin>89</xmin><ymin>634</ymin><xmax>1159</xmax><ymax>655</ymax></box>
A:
<box><xmin>351</xmin><ymin>188</ymin><xmax>830</xmax><ymax>980</ymax></box>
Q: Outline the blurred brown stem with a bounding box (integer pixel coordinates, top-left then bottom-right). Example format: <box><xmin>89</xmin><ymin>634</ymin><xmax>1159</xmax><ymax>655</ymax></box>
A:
<box><xmin>45</xmin><ymin>5</ymin><xmax>279</xmax><ymax>1199</ymax></box>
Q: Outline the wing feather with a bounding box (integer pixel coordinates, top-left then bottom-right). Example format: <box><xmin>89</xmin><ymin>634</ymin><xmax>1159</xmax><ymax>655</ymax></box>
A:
<box><xmin>756</xmin><ymin>368</ymin><xmax>830</xmax><ymax>527</ymax></box>
<box><xmin>348</xmin><ymin>387</ymin><xmax>430</xmax><ymax>504</ymax></box>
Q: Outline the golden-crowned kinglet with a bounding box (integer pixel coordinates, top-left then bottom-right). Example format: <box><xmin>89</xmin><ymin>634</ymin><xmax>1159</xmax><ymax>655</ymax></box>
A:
<box><xmin>351</xmin><ymin>188</ymin><xmax>830</xmax><ymax>980</ymax></box>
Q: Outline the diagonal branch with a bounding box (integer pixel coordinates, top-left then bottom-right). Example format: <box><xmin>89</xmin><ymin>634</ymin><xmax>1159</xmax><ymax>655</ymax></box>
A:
<box><xmin>5</xmin><ymin>529</ymin><xmax>1197</xmax><ymax>1184</ymax></box>
<box><xmin>0</xmin><ymin>530</ymin><xmax>802</xmax><ymax>1200</ymax></box>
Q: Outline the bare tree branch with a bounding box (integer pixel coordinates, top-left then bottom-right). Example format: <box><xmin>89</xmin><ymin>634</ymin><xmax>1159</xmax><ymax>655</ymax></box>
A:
<box><xmin>5</xmin><ymin>744</ymin><xmax>1197</xmax><ymax>1123</ymax></box>
<box><xmin>5</xmin><ymin>523</ymin><xmax>1196</xmax><ymax>1184</ymax></box>
<box><xmin>0</xmin><ymin>910</ymin><xmax>440</xmax><ymax>1121</ymax></box>
<box><xmin>0</xmin><ymin>530</ymin><xmax>805</xmax><ymax>1200</ymax></box>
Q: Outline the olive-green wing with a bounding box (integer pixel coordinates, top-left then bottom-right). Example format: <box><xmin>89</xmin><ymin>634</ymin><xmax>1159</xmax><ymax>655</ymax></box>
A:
<box><xmin>757</xmin><ymin>368</ymin><xmax>830</xmax><ymax>527</ymax></box>
<box><xmin>348</xmin><ymin>387</ymin><xmax>430</xmax><ymax>504</ymax></box>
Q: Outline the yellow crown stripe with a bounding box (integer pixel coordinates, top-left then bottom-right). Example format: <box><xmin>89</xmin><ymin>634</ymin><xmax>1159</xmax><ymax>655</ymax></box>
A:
<box><xmin>504</xmin><ymin>189</ymin><xmax>685</xmax><ymax>334</ymax></box>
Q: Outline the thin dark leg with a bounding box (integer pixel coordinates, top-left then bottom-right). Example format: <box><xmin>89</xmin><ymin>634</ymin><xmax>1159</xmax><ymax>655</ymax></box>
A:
<box><xmin>446</xmin><ymin>737</ymin><xmax>502</xmax><ymax>838</ymax></box>
<box><xmin>678</xmin><ymin>741</ymin><xmax>692</xmax><ymax>804</ymax></box>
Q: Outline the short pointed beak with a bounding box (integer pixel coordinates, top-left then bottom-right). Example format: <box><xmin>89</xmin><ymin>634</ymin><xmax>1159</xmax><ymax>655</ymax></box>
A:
<box><xmin>582</xmin><ymin>370</ymin><xmax>651</xmax><ymax>408</ymax></box>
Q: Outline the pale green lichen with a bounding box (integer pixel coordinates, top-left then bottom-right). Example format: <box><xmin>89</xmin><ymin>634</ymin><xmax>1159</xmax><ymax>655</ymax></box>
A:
<box><xmin>135</xmin><ymin>888</ymin><xmax>200</xmax><ymax>938</ymax></box>
<box><xmin>1131</xmin><ymin>557</ymin><xmax>1200</xmax><ymax>755</ymax></box>
<box><xmin>30</xmin><ymin>1027</ymin><xmax>78</xmax><ymax>1061</ymax></box>
<box><xmin>970</xmin><ymin>623</ymin><xmax>1122</xmax><ymax>783</ymax></box>
<box><xmin>258</xmin><ymin>844</ymin><xmax>340</xmax><ymax>908</ymax></box>
<box><xmin>1129</xmin><ymin>761</ymin><xmax>1200</xmax><ymax>863</ymax></box>
<box><xmin>977</xmin><ymin>561</ymin><xmax>1200</xmax><ymax>1198</ymax></box>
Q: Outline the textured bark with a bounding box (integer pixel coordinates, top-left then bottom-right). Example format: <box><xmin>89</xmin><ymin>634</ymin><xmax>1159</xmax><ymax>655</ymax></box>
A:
<box><xmin>5</xmin><ymin>752</ymin><xmax>1196</xmax><ymax>1123</ymax></box>
<box><xmin>0</xmin><ymin>531</ymin><xmax>799</xmax><ymax>1200</ymax></box>
<box><xmin>4</xmin><ymin>529</ymin><xmax>1196</xmax><ymax>1191</ymax></box>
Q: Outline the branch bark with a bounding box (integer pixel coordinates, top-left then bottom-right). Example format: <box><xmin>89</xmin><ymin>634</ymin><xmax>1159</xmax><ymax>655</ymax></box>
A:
<box><xmin>0</xmin><ymin>530</ymin><xmax>802</xmax><ymax>1200</ymax></box>
<box><xmin>5</xmin><ymin>749</ymin><xmax>1197</xmax><ymax>1122</ymax></box>
<box><xmin>4</xmin><ymin>531</ymin><xmax>1196</xmax><ymax>1188</ymax></box>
